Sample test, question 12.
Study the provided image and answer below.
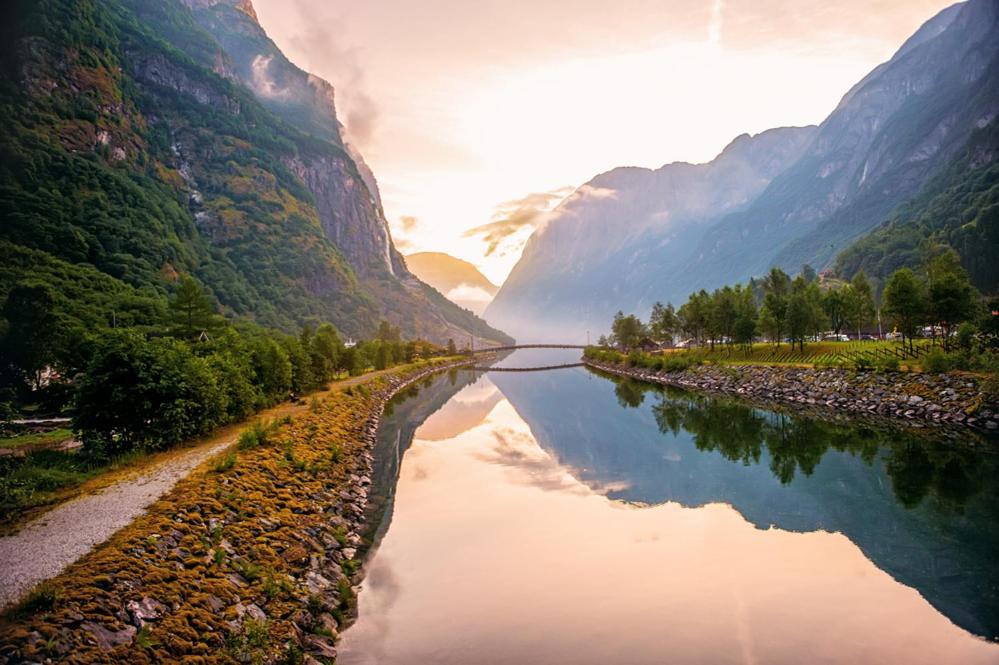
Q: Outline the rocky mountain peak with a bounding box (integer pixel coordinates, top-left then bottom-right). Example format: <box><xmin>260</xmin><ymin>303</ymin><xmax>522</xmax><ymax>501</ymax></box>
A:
<box><xmin>179</xmin><ymin>0</ymin><xmax>258</xmax><ymax>23</ymax></box>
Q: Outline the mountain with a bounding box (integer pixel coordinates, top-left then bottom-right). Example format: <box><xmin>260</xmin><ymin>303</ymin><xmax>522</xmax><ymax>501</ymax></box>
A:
<box><xmin>486</xmin><ymin>126</ymin><xmax>817</xmax><ymax>339</ymax></box>
<box><xmin>0</xmin><ymin>0</ymin><xmax>511</xmax><ymax>346</ymax></box>
<box><xmin>834</xmin><ymin>114</ymin><xmax>999</xmax><ymax>292</ymax></box>
<box><xmin>405</xmin><ymin>252</ymin><xmax>498</xmax><ymax>316</ymax></box>
<box><xmin>488</xmin><ymin>0</ymin><xmax>999</xmax><ymax>339</ymax></box>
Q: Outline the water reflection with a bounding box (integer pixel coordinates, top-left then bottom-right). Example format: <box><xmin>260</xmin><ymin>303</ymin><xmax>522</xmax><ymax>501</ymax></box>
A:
<box><xmin>341</xmin><ymin>355</ymin><xmax>999</xmax><ymax>664</ymax></box>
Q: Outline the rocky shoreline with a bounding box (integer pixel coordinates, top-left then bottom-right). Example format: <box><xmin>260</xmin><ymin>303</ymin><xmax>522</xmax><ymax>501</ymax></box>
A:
<box><xmin>0</xmin><ymin>358</ymin><xmax>474</xmax><ymax>665</ymax></box>
<box><xmin>584</xmin><ymin>360</ymin><xmax>999</xmax><ymax>435</ymax></box>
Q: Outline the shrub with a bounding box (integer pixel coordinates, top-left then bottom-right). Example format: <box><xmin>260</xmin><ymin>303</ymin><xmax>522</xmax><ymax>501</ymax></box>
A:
<box><xmin>237</xmin><ymin>421</ymin><xmax>270</xmax><ymax>450</ymax></box>
<box><xmin>874</xmin><ymin>356</ymin><xmax>900</xmax><ymax>373</ymax></box>
<box><xmin>921</xmin><ymin>349</ymin><xmax>958</xmax><ymax>373</ymax></box>
<box><xmin>213</xmin><ymin>451</ymin><xmax>237</xmax><ymax>473</ymax></box>
<box><xmin>13</xmin><ymin>582</ymin><xmax>62</xmax><ymax>617</ymax></box>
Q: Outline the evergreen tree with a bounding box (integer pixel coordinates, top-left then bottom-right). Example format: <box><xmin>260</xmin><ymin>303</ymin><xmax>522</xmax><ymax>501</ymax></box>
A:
<box><xmin>169</xmin><ymin>276</ymin><xmax>220</xmax><ymax>339</ymax></box>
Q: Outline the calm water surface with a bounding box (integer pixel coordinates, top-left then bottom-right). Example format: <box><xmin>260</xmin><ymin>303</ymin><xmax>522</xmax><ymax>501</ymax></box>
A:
<box><xmin>340</xmin><ymin>350</ymin><xmax>999</xmax><ymax>664</ymax></box>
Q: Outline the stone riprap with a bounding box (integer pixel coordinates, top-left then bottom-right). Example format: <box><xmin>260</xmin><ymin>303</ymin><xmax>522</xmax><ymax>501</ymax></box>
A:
<box><xmin>585</xmin><ymin>360</ymin><xmax>999</xmax><ymax>434</ymax></box>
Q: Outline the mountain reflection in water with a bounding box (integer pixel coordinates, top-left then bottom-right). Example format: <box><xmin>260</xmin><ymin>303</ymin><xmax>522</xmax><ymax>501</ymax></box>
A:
<box><xmin>341</xmin><ymin>354</ymin><xmax>999</xmax><ymax>665</ymax></box>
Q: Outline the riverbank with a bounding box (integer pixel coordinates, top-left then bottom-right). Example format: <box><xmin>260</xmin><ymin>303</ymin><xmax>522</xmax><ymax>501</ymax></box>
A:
<box><xmin>584</xmin><ymin>360</ymin><xmax>999</xmax><ymax>434</ymax></box>
<box><xmin>0</xmin><ymin>357</ymin><xmax>472</xmax><ymax>664</ymax></box>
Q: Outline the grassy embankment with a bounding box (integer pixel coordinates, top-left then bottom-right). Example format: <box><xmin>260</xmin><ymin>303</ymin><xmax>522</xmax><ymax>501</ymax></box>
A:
<box><xmin>0</xmin><ymin>358</ymin><xmax>461</xmax><ymax>663</ymax></box>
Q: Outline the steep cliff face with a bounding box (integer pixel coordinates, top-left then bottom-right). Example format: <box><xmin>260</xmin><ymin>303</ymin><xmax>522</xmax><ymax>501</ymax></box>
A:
<box><xmin>489</xmin><ymin>0</ymin><xmax>999</xmax><ymax>339</ymax></box>
<box><xmin>0</xmin><ymin>0</ymin><xmax>510</xmax><ymax>345</ymax></box>
<box><xmin>486</xmin><ymin>126</ymin><xmax>817</xmax><ymax>339</ymax></box>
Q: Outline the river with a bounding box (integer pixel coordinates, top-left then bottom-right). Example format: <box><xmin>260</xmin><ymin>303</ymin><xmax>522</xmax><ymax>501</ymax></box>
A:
<box><xmin>339</xmin><ymin>349</ymin><xmax>999</xmax><ymax>664</ymax></box>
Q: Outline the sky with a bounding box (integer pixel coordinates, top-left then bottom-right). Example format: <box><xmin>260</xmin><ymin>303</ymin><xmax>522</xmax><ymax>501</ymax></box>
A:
<box><xmin>253</xmin><ymin>0</ymin><xmax>954</xmax><ymax>285</ymax></box>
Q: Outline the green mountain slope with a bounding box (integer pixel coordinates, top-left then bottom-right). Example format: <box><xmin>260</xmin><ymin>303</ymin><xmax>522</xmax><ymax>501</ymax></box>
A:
<box><xmin>0</xmin><ymin>0</ymin><xmax>511</xmax><ymax>345</ymax></box>
<box><xmin>834</xmin><ymin>121</ymin><xmax>999</xmax><ymax>292</ymax></box>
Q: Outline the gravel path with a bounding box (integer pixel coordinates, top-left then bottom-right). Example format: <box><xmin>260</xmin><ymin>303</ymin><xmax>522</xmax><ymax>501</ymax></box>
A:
<box><xmin>0</xmin><ymin>438</ymin><xmax>234</xmax><ymax>610</ymax></box>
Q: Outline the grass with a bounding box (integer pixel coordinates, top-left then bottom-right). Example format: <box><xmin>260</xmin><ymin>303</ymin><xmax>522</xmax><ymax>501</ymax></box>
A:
<box><xmin>10</xmin><ymin>582</ymin><xmax>62</xmax><ymax>618</ymax></box>
<box><xmin>654</xmin><ymin>340</ymin><xmax>933</xmax><ymax>368</ymax></box>
<box><xmin>0</xmin><ymin>428</ymin><xmax>74</xmax><ymax>450</ymax></box>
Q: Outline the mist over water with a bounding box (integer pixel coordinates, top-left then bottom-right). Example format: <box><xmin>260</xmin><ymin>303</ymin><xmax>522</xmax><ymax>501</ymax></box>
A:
<box><xmin>340</xmin><ymin>351</ymin><xmax>999</xmax><ymax>664</ymax></box>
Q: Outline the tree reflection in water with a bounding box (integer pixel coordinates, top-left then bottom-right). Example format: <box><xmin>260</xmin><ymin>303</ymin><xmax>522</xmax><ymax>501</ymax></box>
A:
<box><xmin>640</xmin><ymin>381</ymin><xmax>982</xmax><ymax>511</ymax></box>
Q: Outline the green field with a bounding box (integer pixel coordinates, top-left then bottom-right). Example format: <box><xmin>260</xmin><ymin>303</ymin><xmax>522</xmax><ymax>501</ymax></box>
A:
<box><xmin>660</xmin><ymin>340</ymin><xmax>934</xmax><ymax>367</ymax></box>
<box><xmin>0</xmin><ymin>428</ymin><xmax>75</xmax><ymax>451</ymax></box>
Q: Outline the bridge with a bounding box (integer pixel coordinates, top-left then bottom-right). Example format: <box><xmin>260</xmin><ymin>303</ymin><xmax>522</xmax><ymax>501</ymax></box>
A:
<box><xmin>468</xmin><ymin>344</ymin><xmax>586</xmax><ymax>354</ymax></box>
<box><xmin>464</xmin><ymin>344</ymin><xmax>587</xmax><ymax>372</ymax></box>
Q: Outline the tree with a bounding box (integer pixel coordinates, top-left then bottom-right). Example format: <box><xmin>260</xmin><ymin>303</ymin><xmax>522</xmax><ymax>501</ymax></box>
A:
<box><xmin>882</xmin><ymin>268</ymin><xmax>927</xmax><ymax>353</ymax></box>
<box><xmin>757</xmin><ymin>305</ymin><xmax>780</xmax><ymax>348</ymax></box>
<box><xmin>708</xmin><ymin>287</ymin><xmax>738</xmax><ymax>352</ymax></box>
<box><xmin>926</xmin><ymin>250</ymin><xmax>977</xmax><ymax>349</ymax></box>
<box><xmin>169</xmin><ymin>276</ymin><xmax>220</xmax><ymax>339</ymax></box>
<box><xmin>447</xmin><ymin>338</ymin><xmax>457</xmax><ymax>355</ymax></box>
<box><xmin>762</xmin><ymin>268</ymin><xmax>791</xmax><ymax>347</ymax></box>
<box><xmin>611</xmin><ymin>311</ymin><xmax>646</xmax><ymax>349</ymax></box>
<box><xmin>678</xmin><ymin>290</ymin><xmax>710</xmax><ymax>346</ymax></box>
<box><xmin>786</xmin><ymin>277</ymin><xmax>826</xmax><ymax>351</ymax></box>
<box><xmin>649</xmin><ymin>302</ymin><xmax>678</xmax><ymax>346</ymax></box>
<box><xmin>376</xmin><ymin>319</ymin><xmax>401</xmax><ymax>344</ymax></box>
<box><xmin>845</xmin><ymin>271</ymin><xmax>875</xmax><ymax>339</ymax></box>
<box><xmin>1</xmin><ymin>281</ymin><xmax>64</xmax><ymax>390</ymax></box>
<box><xmin>311</xmin><ymin>324</ymin><xmax>343</xmax><ymax>379</ymax></box>
<box><xmin>251</xmin><ymin>337</ymin><xmax>293</xmax><ymax>400</ymax></box>
<box><xmin>800</xmin><ymin>264</ymin><xmax>818</xmax><ymax>284</ymax></box>
<box><xmin>822</xmin><ymin>286</ymin><xmax>849</xmax><ymax>335</ymax></box>
<box><xmin>733</xmin><ymin>284</ymin><xmax>758</xmax><ymax>349</ymax></box>
<box><xmin>74</xmin><ymin>331</ymin><xmax>226</xmax><ymax>456</ymax></box>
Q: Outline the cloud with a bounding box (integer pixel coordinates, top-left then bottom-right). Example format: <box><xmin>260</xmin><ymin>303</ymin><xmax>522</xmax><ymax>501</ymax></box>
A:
<box><xmin>281</xmin><ymin>2</ymin><xmax>380</xmax><ymax>147</ymax></box>
<box><xmin>445</xmin><ymin>284</ymin><xmax>494</xmax><ymax>304</ymax></box>
<box><xmin>399</xmin><ymin>215</ymin><xmax>419</xmax><ymax>232</ymax></box>
<box><xmin>250</xmin><ymin>55</ymin><xmax>291</xmax><ymax>99</ymax></box>
<box><xmin>708</xmin><ymin>0</ymin><xmax>725</xmax><ymax>45</ymax></box>
<box><xmin>463</xmin><ymin>186</ymin><xmax>575</xmax><ymax>256</ymax></box>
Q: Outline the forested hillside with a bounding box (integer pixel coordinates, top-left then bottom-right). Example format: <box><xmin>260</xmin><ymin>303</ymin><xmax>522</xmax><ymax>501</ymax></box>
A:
<box><xmin>0</xmin><ymin>0</ymin><xmax>510</xmax><ymax>345</ymax></box>
<box><xmin>835</xmin><ymin>121</ymin><xmax>999</xmax><ymax>293</ymax></box>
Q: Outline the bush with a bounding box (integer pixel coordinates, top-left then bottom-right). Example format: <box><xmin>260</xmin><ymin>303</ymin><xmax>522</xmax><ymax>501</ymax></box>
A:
<box><xmin>212</xmin><ymin>451</ymin><xmax>237</xmax><ymax>473</ymax></box>
<box><xmin>74</xmin><ymin>331</ymin><xmax>226</xmax><ymax>457</ymax></box>
<box><xmin>874</xmin><ymin>356</ymin><xmax>900</xmax><ymax>373</ymax></box>
<box><xmin>921</xmin><ymin>349</ymin><xmax>959</xmax><ymax>373</ymax></box>
<box><xmin>237</xmin><ymin>421</ymin><xmax>271</xmax><ymax>451</ymax></box>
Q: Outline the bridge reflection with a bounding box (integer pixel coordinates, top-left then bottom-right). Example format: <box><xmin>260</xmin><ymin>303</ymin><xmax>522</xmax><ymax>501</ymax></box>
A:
<box><xmin>471</xmin><ymin>363</ymin><xmax>584</xmax><ymax>372</ymax></box>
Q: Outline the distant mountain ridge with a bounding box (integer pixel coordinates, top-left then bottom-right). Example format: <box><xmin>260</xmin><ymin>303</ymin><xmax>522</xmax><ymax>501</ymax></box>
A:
<box><xmin>486</xmin><ymin>126</ymin><xmax>818</xmax><ymax>338</ymax></box>
<box><xmin>487</xmin><ymin>0</ymin><xmax>999</xmax><ymax>339</ymax></box>
<box><xmin>405</xmin><ymin>252</ymin><xmax>498</xmax><ymax>316</ymax></box>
